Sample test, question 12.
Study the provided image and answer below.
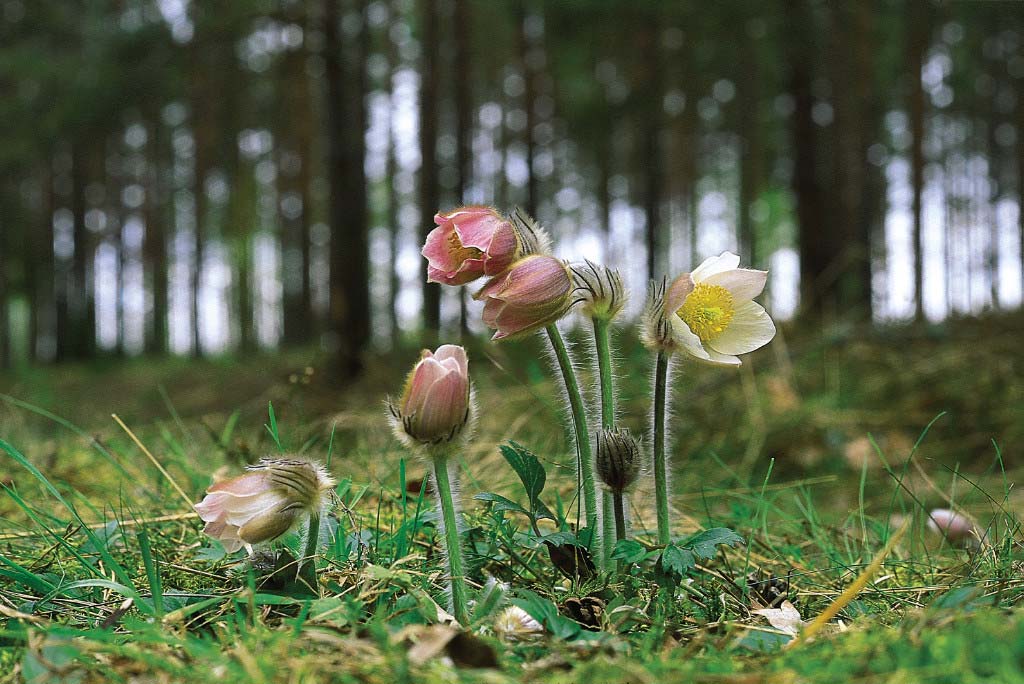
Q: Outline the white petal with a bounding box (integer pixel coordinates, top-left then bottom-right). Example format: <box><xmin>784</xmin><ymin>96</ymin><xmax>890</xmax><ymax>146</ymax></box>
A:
<box><xmin>669</xmin><ymin>315</ymin><xmax>712</xmax><ymax>362</ymax></box>
<box><xmin>703</xmin><ymin>268</ymin><xmax>768</xmax><ymax>303</ymax></box>
<box><xmin>691</xmin><ymin>252</ymin><xmax>741</xmax><ymax>283</ymax></box>
<box><xmin>707</xmin><ymin>301</ymin><xmax>776</xmax><ymax>355</ymax></box>
<box><xmin>703</xmin><ymin>349</ymin><xmax>742</xmax><ymax>366</ymax></box>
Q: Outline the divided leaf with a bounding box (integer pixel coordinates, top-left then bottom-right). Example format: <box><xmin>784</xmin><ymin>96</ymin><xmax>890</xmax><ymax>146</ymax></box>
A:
<box><xmin>660</xmin><ymin>543</ymin><xmax>696</xmax><ymax>576</ymax></box>
<box><xmin>681</xmin><ymin>527</ymin><xmax>745</xmax><ymax>559</ymax></box>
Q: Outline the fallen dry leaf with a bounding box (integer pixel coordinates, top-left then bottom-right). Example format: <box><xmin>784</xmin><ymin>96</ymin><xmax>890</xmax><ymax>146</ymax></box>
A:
<box><xmin>751</xmin><ymin>600</ymin><xmax>803</xmax><ymax>636</ymax></box>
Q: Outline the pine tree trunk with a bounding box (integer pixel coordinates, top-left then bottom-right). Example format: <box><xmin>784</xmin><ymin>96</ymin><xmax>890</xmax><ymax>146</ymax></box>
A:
<box><xmin>70</xmin><ymin>142</ymin><xmax>95</xmax><ymax>359</ymax></box>
<box><xmin>325</xmin><ymin>0</ymin><xmax>370</xmax><ymax>378</ymax></box>
<box><xmin>784</xmin><ymin>0</ymin><xmax>827</xmax><ymax>317</ymax></box>
<box><xmin>908</xmin><ymin>0</ymin><xmax>928</xmax><ymax>321</ymax></box>
<box><xmin>419</xmin><ymin>0</ymin><xmax>441</xmax><ymax>336</ymax></box>
<box><xmin>640</xmin><ymin>15</ymin><xmax>664</xmax><ymax>282</ymax></box>
<box><xmin>738</xmin><ymin>34</ymin><xmax>762</xmax><ymax>267</ymax></box>
<box><xmin>517</xmin><ymin>0</ymin><xmax>538</xmax><ymax>218</ymax></box>
<box><xmin>454</xmin><ymin>0</ymin><xmax>472</xmax><ymax>337</ymax></box>
<box><xmin>0</xmin><ymin>210</ymin><xmax>9</xmax><ymax>370</ymax></box>
<box><xmin>386</xmin><ymin>0</ymin><xmax>401</xmax><ymax>347</ymax></box>
<box><xmin>144</xmin><ymin>114</ymin><xmax>169</xmax><ymax>355</ymax></box>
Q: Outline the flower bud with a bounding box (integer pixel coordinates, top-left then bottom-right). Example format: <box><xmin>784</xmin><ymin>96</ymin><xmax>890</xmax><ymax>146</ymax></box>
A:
<box><xmin>194</xmin><ymin>458</ymin><xmax>335</xmax><ymax>553</ymax></box>
<box><xmin>390</xmin><ymin>344</ymin><xmax>472</xmax><ymax>446</ymax></box>
<box><xmin>508</xmin><ymin>206</ymin><xmax>553</xmax><ymax>256</ymax></box>
<box><xmin>422</xmin><ymin>206</ymin><xmax>520</xmax><ymax>285</ymax></box>
<box><xmin>475</xmin><ymin>255</ymin><xmax>574</xmax><ymax>340</ymax></box>
<box><xmin>570</xmin><ymin>260</ymin><xmax>626</xmax><ymax>320</ymax></box>
<box><xmin>595</xmin><ymin>428</ymin><xmax>642</xmax><ymax>494</ymax></box>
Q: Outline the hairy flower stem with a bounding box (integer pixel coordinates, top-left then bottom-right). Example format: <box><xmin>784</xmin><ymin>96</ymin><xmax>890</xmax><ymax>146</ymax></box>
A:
<box><xmin>432</xmin><ymin>455</ymin><xmax>470</xmax><ymax>625</ymax></box>
<box><xmin>299</xmin><ymin>513</ymin><xmax>321</xmax><ymax>593</ymax></box>
<box><xmin>593</xmin><ymin>317</ymin><xmax>618</xmax><ymax>565</ymax></box>
<box><xmin>545</xmin><ymin>324</ymin><xmax>600</xmax><ymax>563</ymax></box>
<box><xmin>653</xmin><ymin>351</ymin><xmax>671</xmax><ymax>545</ymax></box>
<box><xmin>613</xmin><ymin>493</ymin><xmax>627</xmax><ymax>541</ymax></box>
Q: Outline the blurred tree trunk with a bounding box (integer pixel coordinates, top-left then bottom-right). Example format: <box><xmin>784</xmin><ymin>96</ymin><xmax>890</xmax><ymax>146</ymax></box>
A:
<box><xmin>324</xmin><ymin>0</ymin><xmax>370</xmax><ymax>378</ymax></box>
<box><xmin>517</xmin><ymin>1</ymin><xmax>538</xmax><ymax>217</ymax></box>
<box><xmin>0</xmin><ymin>209</ymin><xmax>8</xmax><ymax>370</ymax></box>
<box><xmin>190</xmin><ymin>60</ymin><xmax>210</xmax><ymax>357</ymax></box>
<box><xmin>419</xmin><ymin>0</ymin><xmax>441</xmax><ymax>337</ymax></box>
<box><xmin>454</xmin><ymin>0</ymin><xmax>472</xmax><ymax>337</ymax></box>
<box><xmin>681</xmin><ymin>77</ymin><xmax>700</xmax><ymax>268</ymax></box>
<box><xmin>830</xmin><ymin>1</ymin><xmax>874</xmax><ymax>319</ymax></box>
<box><xmin>30</xmin><ymin>163</ymin><xmax>56</xmax><ymax>361</ymax></box>
<box><xmin>70</xmin><ymin>142</ymin><xmax>95</xmax><ymax>359</ymax></box>
<box><xmin>280</xmin><ymin>11</ymin><xmax>314</xmax><ymax>347</ymax></box>
<box><xmin>907</xmin><ymin>0</ymin><xmax>928</xmax><ymax>322</ymax></box>
<box><xmin>144</xmin><ymin>113</ymin><xmax>169</xmax><ymax>356</ymax></box>
<box><xmin>737</xmin><ymin>29</ymin><xmax>762</xmax><ymax>267</ymax></box>
<box><xmin>639</xmin><ymin>14</ymin><xmax>664</xmax><ymax>282</ymax></box>
<box><xmin>385</xmin><ymin>0</ymin><xmax>401</xmax><ymax>347</ymax></box>
<box><xmin>784</xmin><ymin>0</ymin><xmax>828</xmax><ymax>317</ymax></box>
<box><xmin>1018</xmin><ymin>49</ymin><xmax>1024</xmax><ymax>296</ymax></box>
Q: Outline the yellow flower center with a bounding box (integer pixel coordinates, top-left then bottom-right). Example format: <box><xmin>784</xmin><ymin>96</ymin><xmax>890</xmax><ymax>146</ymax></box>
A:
<box><xmin>447</xmin><ymin>230</ymin><xmax>483</xmax><ymax>262</ymax></box>
<box><xmin>678</xmin><ymin>284</ymin><xmax>735</xmax><ymax>342</ymax></box>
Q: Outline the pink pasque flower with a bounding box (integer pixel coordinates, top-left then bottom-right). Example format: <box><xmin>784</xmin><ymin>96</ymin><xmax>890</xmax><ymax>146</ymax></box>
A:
<box><xmin>194</xmin><ymin>459</ymin><xmax>335</xmax><ymax>553</ymax></box>
<box><xmin>475</xmin><ymin>255</ymin><xmax>574</xmax><ymax>340</ymax></box>
<box><xmin>390</xmin><ymin>345</ymin><xmax>472</xmax><ymax>445</ymax></box>
<box><xmin>422</xmin><ymin>207</ymin><xmax>520</xmax><ymax>286</ymax></box>
<box><xmin>656</xmin><ymin>252</ymin><xmax>776</xmax><ymax>366</ymax></box>
<box><xmin>927</xmin><ymin>508</ymin><xmax>980</xmax><ymax>546</ymax></box>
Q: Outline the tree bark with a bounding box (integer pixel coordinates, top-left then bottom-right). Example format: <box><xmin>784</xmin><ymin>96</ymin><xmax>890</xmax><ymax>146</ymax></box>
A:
<box><xmin>454</xmin><ymin>0</ymin><xmax>472</xmax><ymax>337</ymax></box>
<box><xmin>144</xmin><ymin>113</ymin><xmax>169</xmax><ymax>355</ymax></box>
<box><xmin>784</xmin><ymin>0</ymin><xmax>827</xmax><ymax>317</ymax></box>
<box><xmin>517</xmin><ymin>0</ymin><xmax>538</xmax><ymax>218</ymax></box>
<box><xmin>419</xmin><ymin>0</ymin><xmax>441</xmax><ymax>336</ymax></box>
<box><xmin>70</xmin><ymin>142</ymin><xmax>95</xmax><ymax>359</ymax></box>
<box><xmin>907</xmin><ymin>0</ymin><xmax>928</xmax><ymax>321</ymax></box>
<box><xmin>0</xmin><ymin>207</ymin><xmax>9</xmax><ymax>370</ymax></box>
<box><xmin>737</xmin><ymin>32</ymin><xmax>762</xmax><ymax>267</ymax></box>
<box><xmin>640</xmin><ymin>14</ymin><xmax>664</xmax><ymax>282</ymax></box>
<box><xmin>324</xmin><ymin>0</ymin><xmax>370</xmax><ymax>378</ymax></box>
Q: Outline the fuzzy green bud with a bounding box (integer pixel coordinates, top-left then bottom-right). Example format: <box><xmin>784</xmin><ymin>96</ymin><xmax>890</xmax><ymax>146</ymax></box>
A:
<box><xmin>595</xmin><ymin>428</ymin><xmax>642</xmax><ymax>494</ymax></box>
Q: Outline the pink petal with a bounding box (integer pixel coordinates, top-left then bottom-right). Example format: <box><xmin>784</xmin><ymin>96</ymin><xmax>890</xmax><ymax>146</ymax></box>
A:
<box><xmin>665</xmin><ymin>273</ymin><xmax>694</xmax><ymax>313</ymax></box>
<box><xmin>433</xmin><ymin>345</ymin><xmax>469</xmax><ymax>378</ymax></box>
<box><xmin>415</xmin><ymin>370</ymin><xmax>468</xmax><ymax>439</ymax></box>
<box><xmin>482</xmin><ymin>223</ymin><xmax>518</xmax><ymax>275</ymax></box>
<box><xmin>207</xmin><ymin>472</ymin><xmax>270</xmax><ymax>496</ymax></box>
<box><xmin>404</xmin><ymin>357</ymin><xmax>449</xmax><ymax>417</ymax></box>
<box><xmin>490</xmin><ymin>256</ymin><xmax>570</xmax><ymax>305</ymax></box>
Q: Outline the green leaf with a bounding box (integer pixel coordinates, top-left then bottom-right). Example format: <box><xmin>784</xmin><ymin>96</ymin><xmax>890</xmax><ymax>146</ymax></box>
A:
<box><xmin>512</xmin><ymin>590</ymin><xmax>581</xmax><ymax>640</ymax></box>
<box><xmin>660</xmin><ymin>543</ymin><xmax>696</xmax><ymax>576</ymax></box>
<box><xmin>474</xmin><ymin>492</ymin><xmax>531</xmax><ymax>517</ymax></box>
<box><xmin>611</xmin><ymin>539</ymin><xmax>648</xmax><ymax>564</ymax></box>
<box><xmin>680</xmin><ymin>527</ymin><xmax>745</xmax><ymax>559</ymax></box>
<box><xmin>499</xmin><ymin>442</ymin><xmax>552</xmax><ymax>518</ymax></box>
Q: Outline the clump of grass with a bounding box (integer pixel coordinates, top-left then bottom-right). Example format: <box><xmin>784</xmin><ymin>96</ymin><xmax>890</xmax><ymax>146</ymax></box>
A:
<box><xmin>2</xmin><ymin>325</ymin><xmax>1023</xmax><ymax>682</ymax></box>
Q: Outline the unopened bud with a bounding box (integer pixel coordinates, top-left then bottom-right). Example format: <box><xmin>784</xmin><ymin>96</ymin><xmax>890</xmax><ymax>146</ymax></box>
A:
<box><xmin>571</xmin><ymin>260</ymin><xmax>626</xmax><ymax>320</ymax></box>
<box><xmin>595</xmin><ymin>428</ymin><xmax>642</xmax><ymax>494</ymax></box>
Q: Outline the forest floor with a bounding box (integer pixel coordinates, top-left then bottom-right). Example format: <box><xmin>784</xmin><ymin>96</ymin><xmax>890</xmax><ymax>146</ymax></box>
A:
<box><xmin>1</xmin><ymin>311</ymin><xmax>1023</xmax><ymax>683</ymax></box>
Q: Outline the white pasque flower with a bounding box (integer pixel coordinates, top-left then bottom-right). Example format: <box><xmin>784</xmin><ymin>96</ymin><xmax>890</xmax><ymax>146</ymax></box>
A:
<box><xmin>660</xmin><ymin>251</ymin><xmax>776</xmax><ymax>366</ymax></box>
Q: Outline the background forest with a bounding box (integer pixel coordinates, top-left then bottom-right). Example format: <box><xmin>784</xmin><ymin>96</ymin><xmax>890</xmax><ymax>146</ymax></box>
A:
<box><xmin>1</xmin><ymin>0</ymin><xmax>1023</xmax><ymax>376</ymax></box>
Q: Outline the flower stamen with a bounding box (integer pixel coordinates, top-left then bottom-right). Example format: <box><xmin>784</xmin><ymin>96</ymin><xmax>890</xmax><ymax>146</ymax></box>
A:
<box><xmin>678</xmin><ymin>284</ymin><xmax>735</xmax><ymax>342</ymax></box>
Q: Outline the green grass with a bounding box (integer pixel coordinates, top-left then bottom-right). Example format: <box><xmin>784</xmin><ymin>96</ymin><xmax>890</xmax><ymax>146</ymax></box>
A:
<box><xmin>1</xmin><ymin>314</ymin><xmax>1023</xmax><ymax>683</ymax></box>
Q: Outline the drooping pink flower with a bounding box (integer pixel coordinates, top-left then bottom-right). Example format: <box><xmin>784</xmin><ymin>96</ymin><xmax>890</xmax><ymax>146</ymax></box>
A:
<box><xmin>422</xmin><ymin>207</ymin><xmax>520</xmax><ymax>286</ymax></box>
<box><xmin>390</xmin><ymin>345</ymin><xmax>472</xmax><ymax>445</ymax></box>
<box><xmin>194</xmin><ymin>459</ymin><xmax>335</xmax><ymax>553</ymax></box>
<box><xmin>475</xmin><ymin>255</ymin><xmax>574</xmax><ymax>340</ymax></box>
